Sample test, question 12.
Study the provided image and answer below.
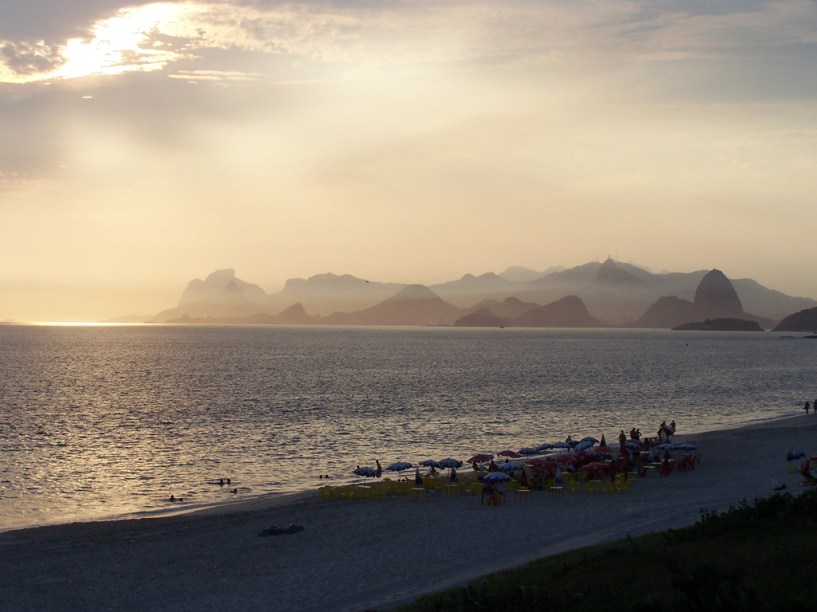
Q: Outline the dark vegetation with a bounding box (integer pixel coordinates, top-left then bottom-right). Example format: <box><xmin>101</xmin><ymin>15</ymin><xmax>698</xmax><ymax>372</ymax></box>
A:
<box><xmin>398</xmin><ymin>490</ymin><xmax>817</xmax><ymax>611</ymax></box>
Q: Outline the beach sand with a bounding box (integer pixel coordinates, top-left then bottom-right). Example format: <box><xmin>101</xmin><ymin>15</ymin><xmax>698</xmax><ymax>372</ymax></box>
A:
<box><xmin>1</xmin><ymin>415</ymin><xmax>814</xmax><ymax>611</ymax></box>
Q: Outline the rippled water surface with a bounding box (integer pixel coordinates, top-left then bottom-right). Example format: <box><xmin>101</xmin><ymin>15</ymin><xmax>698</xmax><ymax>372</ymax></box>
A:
<box><xmin>1</xmin><ymin>324</ymin><xmax>813</xmax><ymax>530</ymax></box>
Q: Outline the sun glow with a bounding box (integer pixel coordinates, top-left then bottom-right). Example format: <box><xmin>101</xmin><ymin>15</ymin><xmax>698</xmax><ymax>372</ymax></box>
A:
<box><xmin>55</xmin><ymin>3</ymin><xmax>189</xmax><ymax>80</ymax></box>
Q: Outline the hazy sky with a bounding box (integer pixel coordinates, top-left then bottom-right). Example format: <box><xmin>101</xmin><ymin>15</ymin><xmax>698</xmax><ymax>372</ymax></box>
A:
<box><xmin>2</xmin><ymin>0</ymin><xmax>816</xmax><ymax>321</ymax></box>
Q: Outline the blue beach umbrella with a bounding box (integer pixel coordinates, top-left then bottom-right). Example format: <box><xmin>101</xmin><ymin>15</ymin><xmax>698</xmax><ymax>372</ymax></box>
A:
<box><xmin>437</xmin><ymin>458</ymin><xmax>463</xmax><ymax>469</ymax></box>
<box><xmin>499</xmin><ymin>462</ymin><xmax>520</xmax><ymax>473</ymax></box>
<box><xmin>419</xmin><ymin>460</ymin><xmax>441</xmax><ymax>469</ymax></box>
<box><xmin>353</xmin><ymin>466</ymin><xmax>378</xmax><ymax>478</ymax></box>
<box><xmin>519</xmin><ymin>447</ymin><xmax>539</xmax><ymax>456</ymax></box>
<box><xmin>386</xmin><ymin>461</ymin><xmax>413</xmax><ymax>472</ymax></box>
<box><xmin>483</xmin><ymin>472</ymin><xmax>511</xmax><ymax>484</ymax></box>
<box><xmin>573</xmin><ymin>440</ymin><xmax>595</xmax><ymax>453</ymax></box>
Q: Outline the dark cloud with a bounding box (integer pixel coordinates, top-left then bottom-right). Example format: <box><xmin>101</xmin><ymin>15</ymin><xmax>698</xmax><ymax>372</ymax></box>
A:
<box><xmin>1</xmin><ymin>41</ymin><xmax>63</xmax><ymax>75</ymax></box>
<box><xmin>0</xmin><ymin>0</ymin><xmax>166</xmax><ymax>40</ymax></box>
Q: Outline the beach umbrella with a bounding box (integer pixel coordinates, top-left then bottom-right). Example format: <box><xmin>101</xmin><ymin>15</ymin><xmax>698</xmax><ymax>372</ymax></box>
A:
<box><xmin>467</xmin><ymin>453</ymin><xmax>494</xmax><ymax>464</ymax></box>
<box><xmin>625</xmin><ymin>441</ymin><xmax>644</xmax><ymax>452</ymax></box>
<box><xmin>353</xmin><ymin>466</ymin><xmax>378</xmax><ymax>478</ymax></box>
<box><xmin>483</xmin><ymin>472</ymin><xmax>511</xmax><ymax>483</ymax></box>
<box><xmin>519</xmin><ymin>447</ymin><xmax>539</xmax><ymax>456</ymax></box>
<box><xmin>657</xmin><ymin>443</ymin><xmax>674</xmax><ymax>450</ymax></box>
<box><xmin>499</xmin><ymin>462</ymin><xmax>520</xmax><ymax>473</ymax></box>
<box><xmin>581</xmin><ymin>462</ymin><xmax>608</xmax><ymax>479</ymax></box>
<box><xmin>573</xmin><ymin>440</ymin><xmax>595</xmax><ymax>453</ymax></box>
<box><xmin>574</xmin><ymin>450</ymin><xmax>604</xmax><ymax>464</ymax></box>
<box><xmin>386</xmin><ymin>461</ymin><xmax>413</xmax><ymax>472</ymax></box>
<box><xmin>536</xmin><ymin>443</ymin><xmax>555</xmax><ymax>451</ymax></box>
<box><xmin>580</xmin><ymin>436</ymin><xmax>599</xmax><ymax>444</ymax></box>
<box><xmin>550</xmin><ymin>442</ymin><xmax>571</xmax><ymax>450</ymax></box>
<box><xmin>674</xmin><ymin>443</ymin><xmax>697</xmax><ymax>451</ymax></box>
<box><xmin>419</xmin><ymin>459</ymin><xmax>441</xmax><ymax>469</ymax></box>
<box><xmin>497</xmin><ymin>450</ymin><xmax>521</xmax><ymax>458</ymax></box>
<box><xmin>550</xmin><ymin>453</ymin><xmax>578</xmax><ymax>467</ymax></box>
<box><xmin>595</xmin><ymin>446</ymin><xmax>614</xmax><ymax>460</ymax></box>
<box><xmin>437</xmin><ymin>458</ymin><xmax>463</xmax><ymax>469</ymax></box>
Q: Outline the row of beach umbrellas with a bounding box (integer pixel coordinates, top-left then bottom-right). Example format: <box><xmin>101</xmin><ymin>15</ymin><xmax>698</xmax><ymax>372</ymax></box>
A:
<box><xmin>352</xmin><ymin>436</ymin><xmax>696</xmax><ymax>480</ymax></box>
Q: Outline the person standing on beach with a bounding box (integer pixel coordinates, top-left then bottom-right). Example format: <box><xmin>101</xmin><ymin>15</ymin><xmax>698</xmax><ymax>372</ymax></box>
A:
<box><xmin>805</xmin><ymin>401</ymin><xmax>811</xmax><ymax>415</ymax></box>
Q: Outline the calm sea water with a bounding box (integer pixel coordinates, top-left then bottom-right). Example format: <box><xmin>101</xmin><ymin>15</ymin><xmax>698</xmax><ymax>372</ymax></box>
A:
<box><xmin>1</xmin><ymin>324</ymin><xmax>814</xmax><ymax>531</ymax></box>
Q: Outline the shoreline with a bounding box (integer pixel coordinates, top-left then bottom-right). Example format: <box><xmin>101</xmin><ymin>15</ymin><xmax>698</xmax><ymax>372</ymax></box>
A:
<box><xmin>1</xmin><ymin>410</ymin><xmax>800</xmax><ymax>535</ymax></box>
<box><xmin>2</xmin><ymin>415</ymin><xmax>815</xmax><ymax>611</ymax></box>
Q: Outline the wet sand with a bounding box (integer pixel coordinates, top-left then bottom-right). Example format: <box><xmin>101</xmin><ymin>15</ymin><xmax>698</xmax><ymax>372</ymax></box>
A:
<box><xmin>1</xmin><ymin>415</ymin><xmax>814</xmax><ymax>611</ymax></box>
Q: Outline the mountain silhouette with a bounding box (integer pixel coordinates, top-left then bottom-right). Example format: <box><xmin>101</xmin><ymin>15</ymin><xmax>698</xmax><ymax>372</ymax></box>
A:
<box><xmin>634</xmin><ymin>269</ymin><xmax>773</xmax><ymax>329</ymax></box>
<box><xmin>322</xmin><ymin>285</ymin><xmax>463</xmax><ymax>326</ymax></box>
<box><xmin>773</xmin><ymin>307</ymin><xmax>817</xmax><ymax>332</ymax></box>
<box><xmin>148</xmin><ymin>260</ymin><xmax>816</xmax><ymax>327</ymax></box>
<box><xmin>453</xmin><ymin>308</ymin><xmax>508</xmax><ymax>328</ymax></box>
<box><xmin>512</xmin><ymin>295</ymin><xmax>601</xmax><ymax>328</ymax></box>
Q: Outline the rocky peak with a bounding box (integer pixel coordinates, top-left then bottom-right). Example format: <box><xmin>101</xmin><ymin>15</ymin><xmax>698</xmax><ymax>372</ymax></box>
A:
<box><xmin>386</xmin><ymin>284</ymin><xmax>440</xmax><ymax>303</ymax></box>
<box><xmin>596</xmin><ymin>258</ymin><xmax>645</xmax><ymax>286</ymax></box>
<box><xmin>694</xmin><ymin>269</ymin><xmax>744</xmax><ymax>319</ymax></box>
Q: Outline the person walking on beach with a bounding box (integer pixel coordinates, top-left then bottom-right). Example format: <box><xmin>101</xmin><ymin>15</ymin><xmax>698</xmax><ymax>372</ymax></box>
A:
<box><xmin>805</xmin><ymin>401</ymin><xmax>810</xmax><ymax>416</ymax></box>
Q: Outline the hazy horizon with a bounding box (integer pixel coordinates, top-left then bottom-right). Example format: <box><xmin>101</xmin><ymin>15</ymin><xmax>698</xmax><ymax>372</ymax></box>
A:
<box><xmin>3</xmin><ymin>1</ymin><xmax>816</xmax><ymax>321</ymax></box>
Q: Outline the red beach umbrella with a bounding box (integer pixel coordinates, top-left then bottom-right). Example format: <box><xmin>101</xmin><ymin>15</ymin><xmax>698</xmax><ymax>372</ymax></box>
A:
<box><xmin>497</xmin><ymin>450</ymin><xmax>521</xmax><ymax>458</ymax></box>
<box><xmin>467</xmin><ymin>453</ymin><xmax>494</xmax><ymax>464</ymax></box>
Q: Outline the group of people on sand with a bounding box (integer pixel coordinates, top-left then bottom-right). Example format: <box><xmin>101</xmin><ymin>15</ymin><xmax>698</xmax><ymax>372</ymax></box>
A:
<box><xmin>657</xmin><ymin>420</ymin><xmax>676</xmax><ymax>443</ymax></box>
<box><xmin>803</xmin><ymin>400</ymin><xmax>817</xmax><ymax>415</ymax></box>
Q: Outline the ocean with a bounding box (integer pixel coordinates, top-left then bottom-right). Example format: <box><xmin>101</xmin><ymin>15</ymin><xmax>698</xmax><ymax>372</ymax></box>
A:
<box><xmin>1</xmin><ymin>324</ymin><xmax>813</xmax><ymax>531</ymax></box>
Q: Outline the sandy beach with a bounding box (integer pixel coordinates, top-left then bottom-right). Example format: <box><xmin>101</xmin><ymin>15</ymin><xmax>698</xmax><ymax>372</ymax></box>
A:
<box><xmin>1</xmin><ymin>415</ymin><xmax>814</xmax><ymax>611</ymax></box>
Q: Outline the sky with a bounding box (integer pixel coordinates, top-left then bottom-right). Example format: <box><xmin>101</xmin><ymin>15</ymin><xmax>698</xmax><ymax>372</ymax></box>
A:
<box><xmin>2</xmin><ymin>0</ymin><xmax>816</xmax><ymax>321</ymax></box>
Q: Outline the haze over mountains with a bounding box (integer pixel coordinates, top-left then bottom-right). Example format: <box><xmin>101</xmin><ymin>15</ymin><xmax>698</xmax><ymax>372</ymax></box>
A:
<box><xmin>150</xmin><ymin>259</ymin><xmax>817</xmax><ymax>330</ymax></box>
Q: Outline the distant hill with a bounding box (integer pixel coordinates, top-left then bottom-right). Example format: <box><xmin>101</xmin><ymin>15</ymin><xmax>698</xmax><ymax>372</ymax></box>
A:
<box><xmin>165</xmin><ymin>303</ymin><xmax>317</xmax><ymax>325</ymax></box>
<box><xmin>633</xmin><ymin>269</ymin><xmax>773</xmax><ymax>330</ymax></box>
<box><xmin>453</xmin><ymin>308</ymin><xmax>508</xmax><ymax>328</ymax></box>
<box><xmin>463</xmin><ymin>297</ymin><xmax>540</xmax><ymax>320</ymax></box>
<box><xmin>773</xmin><ymin>307</ymin><xmax>817</xmax><ymax>332</ymax></box>
<box><xmin>153</xmin><ymin>269</ymin><xmax>271</xmax><ymax>323</ymax></box>
<box><xmin>512</xmin><ymin>295</ymin><xmax>601</xmax><ymax>328</ymax></box>
<box><xmin>269</xmin><ymin>273</ymin><xmax>404</xmax><ymax>316</ymax></box>
<box><xmin>148</xmin><ymin>260</ymin><xmax>816</xmax><ymax>327</ymax></box>
<box><xmin>322</xmin><ymin>285</ymin><xmax>463</xmax><ymax>326</ymax></box>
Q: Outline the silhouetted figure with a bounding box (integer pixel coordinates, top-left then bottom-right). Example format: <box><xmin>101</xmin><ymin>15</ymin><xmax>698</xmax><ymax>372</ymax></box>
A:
<box><xmin>806</xmin><ymin>401</ymin><xmax>811</xmax><ymax>415</ymax></box>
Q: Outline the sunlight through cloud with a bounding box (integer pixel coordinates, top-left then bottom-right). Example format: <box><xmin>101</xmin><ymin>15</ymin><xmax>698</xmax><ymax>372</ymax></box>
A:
<box><xmin>54</xmin><ymin>3</ymin><xmax>192</xmax><ymax>80</ymax></box>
